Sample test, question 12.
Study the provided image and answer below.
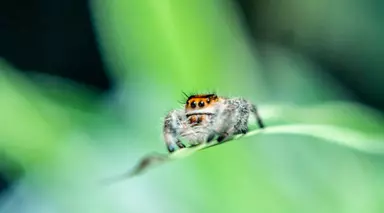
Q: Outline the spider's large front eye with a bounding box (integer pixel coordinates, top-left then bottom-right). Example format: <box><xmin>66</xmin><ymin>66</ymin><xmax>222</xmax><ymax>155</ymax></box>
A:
<box><xmin>198</xmin><ymin>101</ymin><xmax>205</xmax><ymax>107</ymax></box>
<box><xmin>191</xmin><ymin>101</ymin><xmax>197</xmax><ymax>108</ymax></box>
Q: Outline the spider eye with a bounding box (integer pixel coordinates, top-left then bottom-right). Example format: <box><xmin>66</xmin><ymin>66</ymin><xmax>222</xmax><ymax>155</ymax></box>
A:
<box><xmin>206</xmin><ymin>98</ymin><xmax>210</xmax><ymax>104</ymax></box>
<box><xmin>191</xmin><ymin>101</ymin><xmax>197</xmax><ymax>108</ymax></box>
<box><xmin>198</xmin><ymin>101</ymin><xmax>205</xmax><ymax>107</ymax></box>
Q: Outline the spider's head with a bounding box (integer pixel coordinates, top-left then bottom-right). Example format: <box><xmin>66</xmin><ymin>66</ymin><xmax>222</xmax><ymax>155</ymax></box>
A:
<box><xmin>185</xmin><ymin>94</ymin><xmax>220</xmax><ymax>113</ymax></box>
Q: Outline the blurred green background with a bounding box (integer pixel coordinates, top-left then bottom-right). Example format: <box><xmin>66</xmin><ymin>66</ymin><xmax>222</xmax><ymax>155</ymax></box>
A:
<box><xmin>1</xmin><ymin>0</ymin><xmax>384</xmax><ymax>213</ymax></box>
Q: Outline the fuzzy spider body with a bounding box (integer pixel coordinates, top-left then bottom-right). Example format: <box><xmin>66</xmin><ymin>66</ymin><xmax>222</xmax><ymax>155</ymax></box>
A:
<box><xmin>163</xmin><ymin>94</ymin><xmax>265</xmax><ymax>153</ymax></box>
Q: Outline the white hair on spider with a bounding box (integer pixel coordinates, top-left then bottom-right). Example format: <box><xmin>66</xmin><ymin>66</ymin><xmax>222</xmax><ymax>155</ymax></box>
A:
<box><xmin>162</xmin><ymin>93</ymin><xmax>265</xmax><ymax>153</ymax></box>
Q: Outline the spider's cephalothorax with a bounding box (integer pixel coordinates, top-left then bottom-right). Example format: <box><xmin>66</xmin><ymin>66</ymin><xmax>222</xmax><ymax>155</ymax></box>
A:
<box><xmin>163</xmin><ymin>94</ymin><xmax>265</xmax><ymax>153</ymax></box>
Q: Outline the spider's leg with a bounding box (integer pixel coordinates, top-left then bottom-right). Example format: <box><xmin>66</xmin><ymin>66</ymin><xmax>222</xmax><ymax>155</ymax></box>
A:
<box><xmin>206</xmin><ymin>133</ymin><xmax>216</xmax><ymax>143</ymax></box>
<box><xmin>176</xmin><ymin>140</ymin><xmax>186</xmax><ymax>149</ymax></box>
<box><xmin>208</xmin><ymin>101</ymin><xmax>236</xmax><ymax>143</ymax></box>
<box><xmin>216</xmin><ymin>98</ymin><xmax>251</xmax><ymax>142</ymax></box>
<box><xmin>216</xmin><ymin>124</ymin><xmax>247</xmax><ymax>142</ymax></box>
<box><xmin>205</xmin><ymin>109</ymin><xmax>229</xmax><ymax>143</ymax></box>
<box><xmin>250</xmin><ymin>103</ymin><xmax>265</xmax><ymax>129</ymax></box>
<box><xmin>163</xmin><ymin>110</ymin><xmax>186</xmax><ymax>153</ymax></box>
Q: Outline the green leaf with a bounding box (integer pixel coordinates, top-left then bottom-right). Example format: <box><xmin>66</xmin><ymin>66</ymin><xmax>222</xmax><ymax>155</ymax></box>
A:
<box><xmin>102</xmin><ymin>101</ymin><xmax>384</xmax><ymax>183</ymax></box>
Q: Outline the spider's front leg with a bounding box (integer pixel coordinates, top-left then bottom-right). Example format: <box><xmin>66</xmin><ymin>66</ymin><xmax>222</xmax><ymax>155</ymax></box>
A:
<box><xmin>163</xmin><ymin>109</ymin><xmax>187</xmax><ymax>153</ymax></box>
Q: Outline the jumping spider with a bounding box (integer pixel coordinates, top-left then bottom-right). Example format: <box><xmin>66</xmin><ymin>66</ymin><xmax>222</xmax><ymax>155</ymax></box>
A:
<box><xmin>163</xmin><ymin>94</ymin><xmax>265</xmax><ymax>153</ymax></box>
